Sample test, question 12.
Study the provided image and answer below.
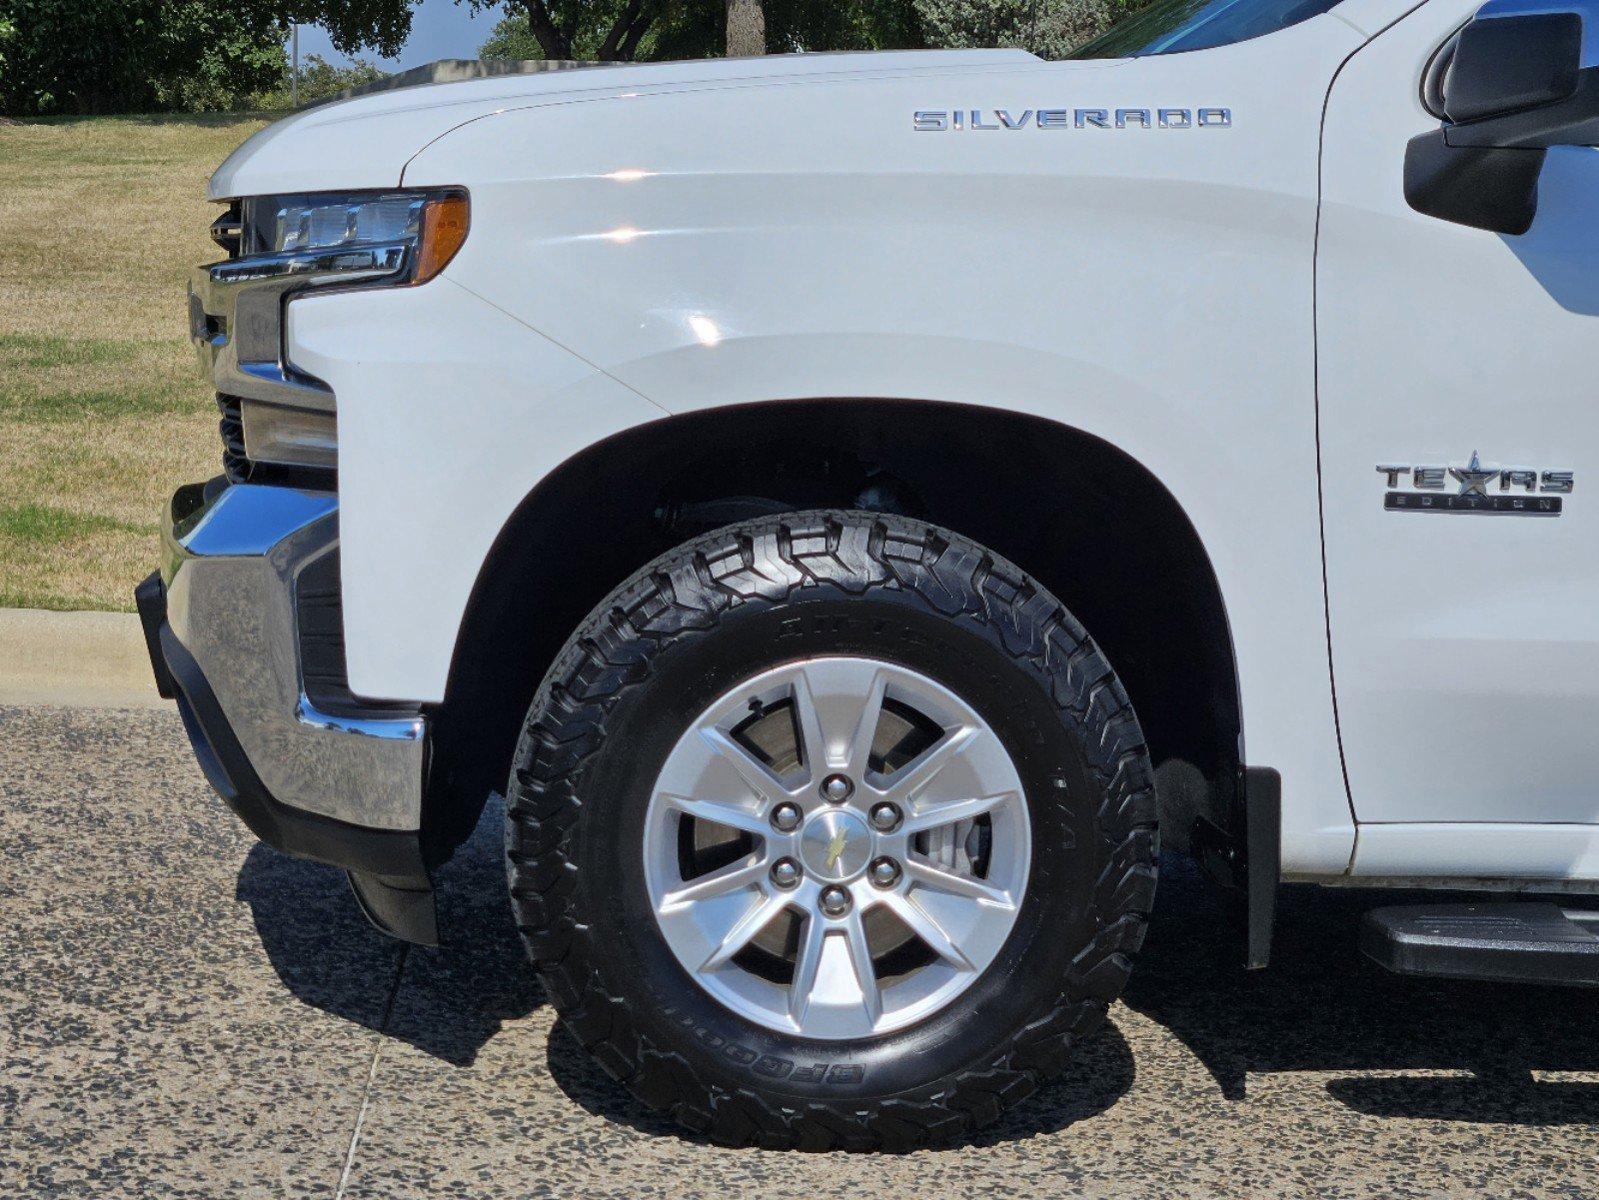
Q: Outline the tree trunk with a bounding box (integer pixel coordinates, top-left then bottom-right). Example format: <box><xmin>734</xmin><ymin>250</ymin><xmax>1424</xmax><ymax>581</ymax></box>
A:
<box><xmin>517</xmin><ymin>1</ymin><xmax>574</xmax><ymax>60</ymax></box>
<box><xmin>597</xmin><ymin>0</ymin><xmax>655</xmax><ymax>61</ymax></box>
<box><xmin>725</xmin><ymin>0</ymin><xmax>766</xmax><ymax>56</ymax></box>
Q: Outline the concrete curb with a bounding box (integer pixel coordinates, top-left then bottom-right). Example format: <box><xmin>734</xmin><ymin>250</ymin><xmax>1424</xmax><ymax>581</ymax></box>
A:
<box><xmin>0</xmin><ymin>609</ymin><xmax>166</xmax><ymax>710</ymax></box>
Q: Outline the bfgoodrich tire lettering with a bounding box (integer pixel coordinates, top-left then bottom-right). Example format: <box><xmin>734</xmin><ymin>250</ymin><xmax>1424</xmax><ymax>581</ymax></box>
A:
<box><xmin>505</xmin><ymin>510</ymin><xmax>1157</xmax><ymax>1149</ymax></box>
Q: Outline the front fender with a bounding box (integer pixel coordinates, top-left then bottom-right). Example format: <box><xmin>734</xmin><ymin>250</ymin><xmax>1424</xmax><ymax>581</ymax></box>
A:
<box><xmin>291</xmin><ymin>279</ymin><xmax>1352</xmax><ymax>873</ymax></box>
<box><xmin>305</xmin><ymin>20</ymin><xmax>1369</xmax><ymax>871</ymax></box>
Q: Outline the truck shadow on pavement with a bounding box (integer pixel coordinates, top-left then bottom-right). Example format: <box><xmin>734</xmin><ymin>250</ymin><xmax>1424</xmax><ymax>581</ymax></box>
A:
<box><xmin>236</xmin><ymin>808</ymin><xmax>1599</xmax><ymax>1136</ymax></box>
<box><xmin>236</xmin><ymin>795</ymin><xmax>545</xmax><ymax>1067</ymax></box>
<box><xmin>233</xmin><ymin>795</ymin><xmax>1138</xmax><ymax>1143</ymax></box>
<box><xmin>1124</xmin><ymin>858</ymin><xmax>1599</xmax><ymax>1125</ymax></box>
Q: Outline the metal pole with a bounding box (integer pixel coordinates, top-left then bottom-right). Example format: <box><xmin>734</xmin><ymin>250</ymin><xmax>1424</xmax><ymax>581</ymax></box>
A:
<box><xmin>291</xmin><ymin>25</ymin><xmax>299</xmax><ymax>108</ymax></box>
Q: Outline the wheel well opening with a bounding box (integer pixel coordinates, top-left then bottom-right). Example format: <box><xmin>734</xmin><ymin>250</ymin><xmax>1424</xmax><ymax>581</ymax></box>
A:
<box><xmin>425</xmin><ymin>398</ymin><xmax>1242</xmax><ymax>866</ymax></box>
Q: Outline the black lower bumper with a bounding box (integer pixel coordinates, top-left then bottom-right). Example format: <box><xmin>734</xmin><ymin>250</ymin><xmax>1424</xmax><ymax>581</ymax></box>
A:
<box><xmin>137</xmin><ymin>571</ymin><xmax>438</xmax><ymax>945</ymax></box>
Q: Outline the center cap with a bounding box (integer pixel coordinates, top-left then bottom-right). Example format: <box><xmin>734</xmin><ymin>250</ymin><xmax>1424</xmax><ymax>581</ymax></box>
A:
<box><xmin>799</xmin><ymin>809</ymin><xmax>872</xmax><ymax>882</ymax></box>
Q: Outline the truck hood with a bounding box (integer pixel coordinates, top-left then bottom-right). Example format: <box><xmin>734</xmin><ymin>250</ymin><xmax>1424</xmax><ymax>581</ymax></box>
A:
<box><xmin>211</xmin><ymin>49</ymin><xmax>1040</xmax><ymax>199</ymax></box>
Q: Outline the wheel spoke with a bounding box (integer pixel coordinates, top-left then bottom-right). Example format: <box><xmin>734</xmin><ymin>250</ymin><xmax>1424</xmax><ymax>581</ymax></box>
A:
<box><xmin>842</xmin><ymin>910</ymin><xmax>884</xmax><ymax>1028</ymax></box>
<box><xmin>665</xmin><ymin>793</ymin><xmax>770</xmax><ymax>840</ymax></box>
<box><xmin>789</xmin><ymin>911</ymin><xmax>883</xmax><ymax>1033</ymax></box>
<box><xmin>788</xmin><ymin>913</ymin><xmax>827</xmax><ymax>1028</ymax></box>
<box><xmin>791</xmin><ymin>660</ymin><xmax>888</xmax><ymax>778</ymax></box>
<box><xmin>901</xmin><ymin>790</ymin><xmax>1013</xmax><ymax>837</ymax></box>
<box><xmin>886</xmin><ymin>726</ymin><xmax>977</xmax><ymax>800</ymax></box>
<box><xmin>697</xmin><ymin>726</ymin><xmax>784</xmax><ymax>802</ymax></box>
<box><xmin>701</xmin><ymin>891</ymin><xmax>789</xmax><ymax>970</ymax></box>
<box><xmin>881</xmin><ymin>892</ymin><xmax>974</xmax><ymax>971</ymax></box>
<box><xmin>905</xmin><ymin>857</ymin><xmax>1016</xmax><ymax>908</ymax></box>
<box><xmin>660</xmin><ymin>856</ymin><xmax>767</xmax><ymax>908</ymax></box>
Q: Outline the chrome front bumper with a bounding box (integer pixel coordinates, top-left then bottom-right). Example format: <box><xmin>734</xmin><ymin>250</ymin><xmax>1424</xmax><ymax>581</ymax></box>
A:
<box><xmin>137</xmin><ymin>480</ymin><xmax>438</xmax><ymax>947</ymax></box>
<box><xmin>140</xmin><ymin>479</ymin><xmax>437</xmax><ymax>943</ymax></box>
<box><xmin>160</xmin><ymin>480</ymin><xmax>425</xmax><ymax>831</ymax></box>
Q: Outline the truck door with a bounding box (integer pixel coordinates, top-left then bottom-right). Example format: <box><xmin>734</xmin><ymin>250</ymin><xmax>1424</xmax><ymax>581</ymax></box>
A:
<box><xmin>1318</xmin><ymin>0</ymin><xmax>1599</xmax><ymax>839</ymax></box>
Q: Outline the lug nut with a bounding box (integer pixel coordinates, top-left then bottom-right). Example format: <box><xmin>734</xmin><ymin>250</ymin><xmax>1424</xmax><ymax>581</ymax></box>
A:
<box><xmin>819</xmin><ymin>885</ymin><xmax>852</xmax><ymax>917</ymax></box>
<box><xmin>770</xmin><ymin>858</ymin><xmax>802</xmax><ymax>889</ymax></box>
<box><xmin>869</xmin><ymin>802</ymin><xmax>902</xmax><ymax>832</ymax></box>
<box><xmin>770</xmin><ymin>802</ymin><xmax>803</xmax><ymax>832</ymax></box>
<box><xmin>822</xmin><ymin>775</ymin><xmax>853</xmax><ymax>804</ymax></box>
<box><xmin>869</xmin><ymin>857</ymin><xmax>902</xmax><ymax>888</ymax></box>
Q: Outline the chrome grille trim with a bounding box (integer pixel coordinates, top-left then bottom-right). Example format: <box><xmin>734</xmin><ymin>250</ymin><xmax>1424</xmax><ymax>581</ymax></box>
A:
<box><xmin>189</xmin><ymin>225</ymin><xmax>406</xmax><ymax>477</ymax></box>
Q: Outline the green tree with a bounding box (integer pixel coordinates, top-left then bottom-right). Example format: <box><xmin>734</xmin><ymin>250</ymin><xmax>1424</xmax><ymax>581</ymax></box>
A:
<box><xmin>283</xmin><ymin>0</ymin><xmax>418</xmax><ymax>59</ymax></box>
<box><xmin>763</xmin><ymin>0</ymin><xmax>922</xmax><ymax>52</ymax></box>
<box><xmin>0</xmin><ymin>0</ymin><xmax>416</xmax><ymax>116</ymax></box>
<box><xmin>911</xmin><ymin>0</ymin><xmax>1128</xmax><ymax>56</ymax></box>
<box><xmin>478</xmin><ymin>10</ymin><xmax>545</xmax><ymax>58</ymax></box>
<box><xmin>475</xmin><ymin>0</ymin><xmax>932</xmax><ymax>61</ymax></box>
<box><xmin>467</xmin><ymin>1</ymin><xmax>684</xmax><ymax>61</ymax></box>
<box><xmin>252</xmin><ymin>54</ymin><xmax>390</xmax><ymax>111</ymax></box>
<box><xmin>472</xmin><ymin>0</ymin><xmax>1125</xmax><ymax>64</ymax></box>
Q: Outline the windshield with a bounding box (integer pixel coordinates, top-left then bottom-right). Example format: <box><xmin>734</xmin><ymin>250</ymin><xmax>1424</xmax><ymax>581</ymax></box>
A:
<box><xmin>1070</xmin><ymin>0</ymin><xmax>1342</xmax><ymax>57</ymax></box>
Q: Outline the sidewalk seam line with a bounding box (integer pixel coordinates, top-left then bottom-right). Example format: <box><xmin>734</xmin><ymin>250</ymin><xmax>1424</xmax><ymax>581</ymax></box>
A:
<box><xmin>334</xmin><ymin>945</ymin><xmax>408</xmax><ymax>1199</ymax></box>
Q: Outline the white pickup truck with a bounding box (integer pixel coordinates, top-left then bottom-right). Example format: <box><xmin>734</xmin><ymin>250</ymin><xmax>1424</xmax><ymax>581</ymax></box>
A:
<box><xmin>140</xmin><ymin>0</ymin><xmax>1599</xmax><ymax>1149</ymax></box>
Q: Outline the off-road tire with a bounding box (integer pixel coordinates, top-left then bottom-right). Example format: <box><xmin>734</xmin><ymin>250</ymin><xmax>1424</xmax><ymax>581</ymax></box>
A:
<box><xmin>505</xmin><ymin>510</ymin><xmax>1157</xmax><ymax>1150</ymax></box>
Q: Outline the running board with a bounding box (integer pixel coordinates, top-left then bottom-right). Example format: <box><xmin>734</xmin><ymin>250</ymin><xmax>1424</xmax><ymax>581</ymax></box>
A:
<box><xmin>1361</xmin><ymin>903</ymin><xmax>1599</xmax><ymax>987</ymax></box>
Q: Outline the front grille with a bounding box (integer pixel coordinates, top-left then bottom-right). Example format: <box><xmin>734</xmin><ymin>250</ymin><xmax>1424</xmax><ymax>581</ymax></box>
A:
<box><xmin>217</xmin><ymin>394</ymin><xmax>337</xmax><ymax>489</ymax></box>
<box><xmin>218</xmin><ymin>395</ymin><xmax>252</xmax><ymax>482</ymax></box>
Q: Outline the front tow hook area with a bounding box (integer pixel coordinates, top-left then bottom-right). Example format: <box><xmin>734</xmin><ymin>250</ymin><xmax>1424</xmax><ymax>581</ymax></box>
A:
<box><xmin>349</xmin><ymin>871</ymin><xmax>440</xmax><ymax>946</ymax></box>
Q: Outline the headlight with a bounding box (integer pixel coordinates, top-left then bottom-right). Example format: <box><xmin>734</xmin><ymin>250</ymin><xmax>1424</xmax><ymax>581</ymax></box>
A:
<box><xmin>224</xmin><ymin>188</ymin><xmax>469</xmax><ymax>286</ymax></box>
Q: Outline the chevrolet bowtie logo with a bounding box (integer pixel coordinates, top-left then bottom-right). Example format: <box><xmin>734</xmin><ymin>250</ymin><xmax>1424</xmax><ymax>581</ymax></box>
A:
<box><xmin>825</xmin><ymin>829</ymin><xmax>849</xmax><ymax>870</ymax></box>
<box><xmin>1449</xmin><ymin>450</ymin><xmax>1497</xmax><ymax>497</ymax></box>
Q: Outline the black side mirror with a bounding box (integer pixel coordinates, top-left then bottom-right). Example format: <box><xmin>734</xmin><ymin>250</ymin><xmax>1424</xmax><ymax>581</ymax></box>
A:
<box><xmin>1443</xmin><ymin>12</ymin><xmax>1583</xmax><ymax>123</ymax></box>
<box><xmin>1405</xmin><ymin>3</ymin><xmax>1599</xmax><ymax>234</ymax></box>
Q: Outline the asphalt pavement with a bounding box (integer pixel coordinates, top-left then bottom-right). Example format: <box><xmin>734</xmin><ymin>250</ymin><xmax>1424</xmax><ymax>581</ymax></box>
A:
<box><xmin>3</xmin><ymin>703</ymin><xmax>1597</xmax><ymax>1198</ymax></box>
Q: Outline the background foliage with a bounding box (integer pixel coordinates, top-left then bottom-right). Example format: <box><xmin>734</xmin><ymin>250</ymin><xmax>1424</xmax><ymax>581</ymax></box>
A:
<box><xmin>913</xmin><ymin>0</ymin><xmax>1123</xmax><ymax>57</ymax></box>
<box><xmin>474</xmin><ymin>0</ymin><xmax>1125</xmax><ymax>62</ymax></box>
<box><xmin>0</xmin><ymin>1</ymin><xmax>404</xmax><ymax>116</ymax></box>
<box><xmin>250</xmin><ymin>55</ymin><xmax>391</xmax><ymax>111</ymax></box>
<box><xmin>0</xmin><ymin>1</ymin><xmax>278</xmax><ymax>114</ymax></box>
<box><xmin>0</xmin><ymin>0</ymin><xmax>1142</xmax><ymax>116</ymax></box>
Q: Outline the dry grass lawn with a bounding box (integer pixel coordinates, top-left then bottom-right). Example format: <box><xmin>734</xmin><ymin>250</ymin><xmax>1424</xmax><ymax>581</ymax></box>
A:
<box><xmin>0</xmin><ymin>115</ymin><xmax>267</xmax><ymax>610</ymax></box>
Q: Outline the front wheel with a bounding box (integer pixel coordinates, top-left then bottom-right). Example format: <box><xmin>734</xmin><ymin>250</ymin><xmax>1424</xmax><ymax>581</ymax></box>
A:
<box><xmin>506</xmin><ymin>511</ymin><xmax>1157</xmax><ymax>1150</ymax></box>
